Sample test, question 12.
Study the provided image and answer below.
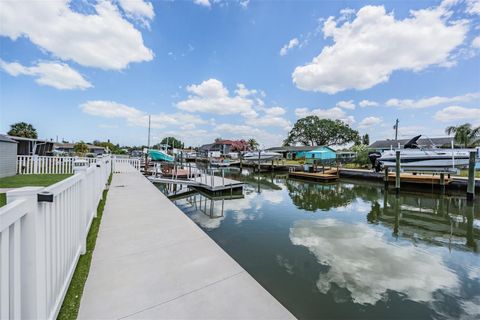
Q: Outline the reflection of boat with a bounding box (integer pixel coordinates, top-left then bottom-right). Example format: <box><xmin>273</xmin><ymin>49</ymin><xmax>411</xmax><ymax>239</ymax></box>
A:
<box><xmin>210</xmin><ymin>158</ymin><xmax>230</xmax><ymax>167</ymax></box>
<box><xmin>243</xmin><ymin>151</ymin><xmax>281</xmax><ymax>161</ymax></box>
<box><xmin>148</xmin><ymin>149</ymin><xmax>174</xmax><ymax>162</ymax></box>
<box><xmin>370</xmin><ymin>135</ymin><xmax>476</xmax><ymax>171</ymax></box>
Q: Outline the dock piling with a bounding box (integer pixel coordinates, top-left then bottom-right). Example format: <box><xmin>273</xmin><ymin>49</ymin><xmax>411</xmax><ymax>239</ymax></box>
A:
<box><xmin>440</xmin><ymin>173</ymin><xmax>445</xmax><ymax>194</ymax></box>
<box><xmin>467</xmin><ymin>151</ymin><xmax>476</xmax><ymax>203</ymax></box>
<box><xmin>395</xmin><ymin>150</ymin><xmax>401</xmax><ymax>195</ymax></box>
<box><xmin>384</xmin><ymin>168</ymin><xmax>389</xmax><ymax>190</ymax></box>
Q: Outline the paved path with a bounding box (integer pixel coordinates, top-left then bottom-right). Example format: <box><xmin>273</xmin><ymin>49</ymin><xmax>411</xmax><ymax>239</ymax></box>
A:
<box><xmin>78</xmin><ymin>171</ymin><xmax>294</xmax><ymax>319</ymax></box>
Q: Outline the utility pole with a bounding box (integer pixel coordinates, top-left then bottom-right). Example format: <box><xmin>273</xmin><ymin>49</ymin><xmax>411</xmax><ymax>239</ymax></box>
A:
<box><xmin>394</xmin><ymin>119</ymin><xmax>399</xmax><ymax>142</ymax></box>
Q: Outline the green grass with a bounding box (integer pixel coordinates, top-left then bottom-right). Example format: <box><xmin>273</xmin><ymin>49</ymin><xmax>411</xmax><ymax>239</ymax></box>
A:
<box><xmin>456</xmin><ymin>169</ymin><xmax>480</xmax><ymax>178</ymax></box>
<box><xmin>57</xmin><ymin>174</ymin><xmax>112</xmax><ymax>320</ymax></box>
<box><xmin>0</xmin><ymin>193</ymin><xmax>5</xmax><ymax>207</ymax></box>
<box><xmin>0</xmin><ymin>174</ymin><xmax>72</xmax><ymax>188</ymax></box>
<box><xmin>0</xmin><ymin>174</ymin><xmax>72</xmax><ymax>207</ymax></box>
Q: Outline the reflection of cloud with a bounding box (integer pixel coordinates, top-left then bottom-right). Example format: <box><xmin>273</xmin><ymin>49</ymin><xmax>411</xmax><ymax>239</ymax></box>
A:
<box><xmin>290</xmin><ymin>219</ymin><xmax>459</xmax><ymax>305</ymax></box>
<box><xmin>276</xmin><ymin>254</ymin><xmax>294</xmax><ymax>274</ymax></box>
<box><xmin>262</xmin><ymin>189</ymin><xmax>285</xmax><ymax>204</ymax></box>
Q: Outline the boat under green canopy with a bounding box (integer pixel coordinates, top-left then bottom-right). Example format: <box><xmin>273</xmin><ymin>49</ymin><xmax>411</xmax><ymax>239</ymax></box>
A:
<box><xmin>148</xmin><ymin>149</ymin><xmax>174</xmax><ymax>162</ymax></box>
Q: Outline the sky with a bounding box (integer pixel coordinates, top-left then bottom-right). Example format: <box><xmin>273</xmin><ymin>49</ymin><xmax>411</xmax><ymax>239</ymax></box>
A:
<box><xmin>0</xmin><ymin>0</ymin><xmax>479</xmax><ymax>148</ymax></box>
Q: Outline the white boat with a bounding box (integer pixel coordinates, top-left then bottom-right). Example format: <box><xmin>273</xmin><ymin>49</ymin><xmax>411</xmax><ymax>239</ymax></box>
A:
<box><xmin>243</xmin><ymin>151</ymin><xmax>281</xmax><ymax>161</ymax></box>
<box><xmin>210</xmin><ymin>158</ymin><xmax>230</xmax><ymax>167</ymax></box>
<box><xmin>371</xmin><ymin>135</ymin><xmax>477</xmax><ymax>171</ymax></box>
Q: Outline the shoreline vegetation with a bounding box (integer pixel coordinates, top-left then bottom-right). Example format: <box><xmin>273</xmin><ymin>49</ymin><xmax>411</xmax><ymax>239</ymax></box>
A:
<box><xmin>57</xmin><ymin>174</ymin><xmax>112</xmax><ymax>320</ymax></box>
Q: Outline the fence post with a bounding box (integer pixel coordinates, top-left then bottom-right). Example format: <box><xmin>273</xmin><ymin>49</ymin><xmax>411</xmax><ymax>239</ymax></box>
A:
<box><xmin>73</xmin><ymin>160</ymin><xmax>88</xmax><ymax>254</ymax></box>
<box><xmin>6</xmin><ymin>187</ymin><xmax>46</xmax><ymax>320</ymax></box>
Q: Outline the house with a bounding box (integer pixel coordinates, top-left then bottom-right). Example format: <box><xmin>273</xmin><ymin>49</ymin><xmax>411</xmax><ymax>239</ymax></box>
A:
<box><xmin>265</xmin><ymin>146</ymin><xmax>317</xmax><ymax>159</ymax></box>
<box><xmin>0</xmin><ymin>134</ymin><xmax>18</xmax><ymax>178</ymax></box>
<box><xmin>198</xmin><ymin>140</ymin><xmax>248</xmax><ymax>157</ymax></box>
<box><xmin>53</xmin><ymin>143</ymin><xmax>106</xmax><ymax>155</ymax></box>
<box><xmin>369</xmin><ymin>137</ymin><xmax>454</xmax><ymax>152</ymax></box>
<box><xmin>304</xmin><ymin>146</ymin><xmax>337</xmax><ymax>164</ymax></box>
<box><xmin>336</xmin><ymin>151</ymin><xmax>357</xmax><ymax>162</ymax></box>
<box><xmin>7</xmin><ymin>135</ymin><xmax>55</xmax><ymax>156</ymax></box>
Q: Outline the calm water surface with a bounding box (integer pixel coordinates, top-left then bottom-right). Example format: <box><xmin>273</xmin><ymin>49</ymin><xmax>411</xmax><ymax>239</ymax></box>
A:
<box><xmin>158</xmin><ymin>169</ymin><xmax>480</xmax><ymax>319</ymax></box>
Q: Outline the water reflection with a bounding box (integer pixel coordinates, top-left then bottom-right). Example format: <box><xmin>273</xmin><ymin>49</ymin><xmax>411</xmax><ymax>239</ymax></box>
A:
<box><xmin>289</xmin><ymin>218</ymin><xmax>459</xmax><ymax>305</ymax></box>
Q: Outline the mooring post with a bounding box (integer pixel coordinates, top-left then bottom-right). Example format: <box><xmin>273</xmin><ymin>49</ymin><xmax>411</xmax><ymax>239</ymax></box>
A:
<box><xmin>440</xmin><ymin>173</ymin><xmax>445</xmax><ymax>194</ymax></box>
<box><xmin>240</xmin><ymin>155</ymin><xmax>243</xmax><ymax>172</ymax></box>
<box><xmin>271</xmin><ymin>160</ymin><xmax>274</xmax><ymax>172</ymax></box>
<box><xmin>384</xmin><ymin>167</ymin><xmax>389</xmax><ymax>190</ymax></box>
<box><xmin>467</xmin><ymin>151</ymin><xmax>476</xmax><ymax>204</ymax></box>
<box><xmin>258</xmin><ymin>150</ymin><xmax>261</xmax><ymax>173</ymax></box>
<box><xmin>395</xmin><ymin>150</ymin><xmax>401</xmax><ymax>195</ymax></box>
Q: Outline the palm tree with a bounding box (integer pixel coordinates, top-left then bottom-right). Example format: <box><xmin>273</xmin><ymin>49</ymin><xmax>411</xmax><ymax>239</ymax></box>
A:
<box><xmin>247</xmin><ymin>138</ymin><xmax>259</xmax><ymax>151</ymax></box>
<box><xmin>445</xmin><ymin>123</ymin><xmax>480</xmax><ymax>148</ymax></box>
<box><xmin>74</xmin><ymin>141</ymin><xmax>89</xmax><ymax>156</ymax></box>
<box><xmin>8</xmin><ymin>122</ymin><xmax>38</xmax><ymax>138</ymax></box>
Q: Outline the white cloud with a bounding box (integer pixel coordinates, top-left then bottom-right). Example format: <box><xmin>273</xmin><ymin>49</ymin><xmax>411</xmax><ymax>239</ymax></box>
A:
<box><xmin>80</xmin><ymin>100</ymin><xmax>206</xmax><ymax>129</ymax></box>
<box><xmin>386</xmin><ymin>92</ymin><xmax>479</xmax><ymax>109</ymax></box>
<box><xmin>193</xmin><ymin>0</ymin><xmax>211</xmax><ymax>7</ymax></box>
<box><xmin>336</xmin><ymin>100</ymin><xmax>355</xmax><ymax>110</ymax></box>
<box><xmin>358</xmin><ymin>116</ymin><xmax>382</xmax><ymax>128</ymax></box>
<box><xmin>0</xmin><ymin>0</ymin><xmax>153</xmax><ymax>70</ymax></box>
<box><xmin>359</xmin><ymin>100</ymin><xmax>379</xmax><ymax>107</ymax></box>
<box><xmin>290</xmin><ymin>219</ymin><xmax>458</xmax><ymax>305</ymax></box>
<box><xmin>467</xmin><ymin>0</ymin><xmax>480</xmax><ymax>15</ymax></box>
<box><xmin>473</xmin><ymin>36</ymin><xmax>480</xmax><ymax>48</ymax></box>
<box><xmin>117</xmin><ymin>0</ymin><xmax>154</xmax><ymax>27</ymax></box>
<box><xmin>434</xmin><ymin>105</ymin><xmax>480</xmax><ymax>122</ymax></box>
<box><xmin>0</xmin><ymin>59</ymin><xmax>92</xmax><ymax>90</ymax></box>
<box><xmin>239</xmin><ymin>0</ymin><xmax>250</xmax><ymax>9</ymax></box>
<box><xmin>280</xmin><ymin>38</ymin><xmax>299</xmax><ymax>56</ymax></box>
<box><xmin>295</xmin><ymin>106</ymin><xmax>355</xmax><ymax>125</ymax></box>
<box><xmin>177</xmin><ymin>79</ymin><xmax>256</xmax><ymax>115</ymax></box>
<box><xmin>292</xmin><ymin>4</ymin><xmax>467</xmax><ymax>94</ymax></box>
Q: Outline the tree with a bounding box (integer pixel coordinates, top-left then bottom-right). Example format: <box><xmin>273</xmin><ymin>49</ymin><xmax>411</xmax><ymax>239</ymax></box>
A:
<box><xmin>74</xmin><ymin>141</ymin><xmax>89</xmax><ymax>155</ymax></box>
<box><xmin>445</xmin><ymin>123</ymin><xmax>480</xmax><ymax>148</ymax></box>
<box><xmin>8</xmin><ymin>122</ymin><xmax>38</xmax><ymax>139</ymax></box>
<box><xmin>247</xmin><ymin>138</ymin><xmax>259</xmax><ymax>150</ymax></box>
<box><xmin>93</xmin><ymin>141</ymin><xmax>125</xmax><ymax>154</ymax></box>
<box><xmin>284</xmin><ymin>116</ymin><xmax>359</xmax><ymax>146</ymax></box>
<box><xmin>160</xmin><ymin>136</ymin><xmax>184</xmax><ymax>149</ymax></box>
<box><xmin>362</xmin><ymin>133</ymin><xmax>370</xmax><ymax>146</ymax></box>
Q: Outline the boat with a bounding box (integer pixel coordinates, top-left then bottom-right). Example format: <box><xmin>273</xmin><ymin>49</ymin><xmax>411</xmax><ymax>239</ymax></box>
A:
<box><xmin>243</xmin><ymin>151</ymin><xmax>282</xmax><ymax>161</ymax></box>
<box><xmin>370</xmin><ymin>135</ymin><xmax>477</xmax><ymax>171</ymax></box>
<box><xmin>148</xmin><ymin>149</ymin><xmax>174</xmax><ymax>162</ymax></box>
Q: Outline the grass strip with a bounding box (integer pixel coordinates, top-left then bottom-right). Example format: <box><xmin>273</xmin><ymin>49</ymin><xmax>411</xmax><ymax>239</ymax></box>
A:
<box><xmin>57</xmin><ymin>174</ymin><xmax>112</xmax><ymax>320</ymax></box>
<box><xmin>0</xmin><ymin>174</ymin><xmax>72</xmax><ymax>188</ymax></box>
<box><xmin>0</xmin><ymin>193</ymin><xmax>5</xmax><ymax>208</ymax></box>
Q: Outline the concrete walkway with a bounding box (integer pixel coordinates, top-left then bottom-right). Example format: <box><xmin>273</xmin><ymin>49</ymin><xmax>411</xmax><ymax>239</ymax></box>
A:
<box><xmin>78</xmin><ymin>171</ymin><xmax>294</xmax><ymax>319</ymax></box>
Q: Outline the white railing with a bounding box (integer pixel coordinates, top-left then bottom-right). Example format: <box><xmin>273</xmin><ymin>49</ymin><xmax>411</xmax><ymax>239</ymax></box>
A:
<box><xmin>0</xmin><ymin>157</ymin><xmax>111</xmax><ymax>320</ymax></box>
<box><xmin>17</xmin><ymin>155</ymin><xmax>141</xmax><ymax>175</ymax></box>
<box><xmin>112</xmin><ymin>157</ymin><xmax>141</xmax><ymax>173</ymax></box>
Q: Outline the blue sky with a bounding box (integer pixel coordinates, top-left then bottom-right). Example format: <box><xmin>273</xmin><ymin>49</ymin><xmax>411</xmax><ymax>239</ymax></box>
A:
<box><xmin>0</xmin><ymin>0</ymin><xmax>479</xmax><ymax>148</ymax></box>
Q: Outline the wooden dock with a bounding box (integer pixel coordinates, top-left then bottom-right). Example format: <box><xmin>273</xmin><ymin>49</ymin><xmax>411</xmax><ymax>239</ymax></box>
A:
<box><xmin>387</xmin><ymin>173</ymin><xmax>453</xmax><ymax>185</ymax></box>
<box><xmin>148</xmin><ymin>173</ymin><xmax>244</xmax><ymax>194</ymax></box>
<box><xmin>288</xmin><ymin>169</ymin><xmax>339</xmax><ymax>182</ymax></box>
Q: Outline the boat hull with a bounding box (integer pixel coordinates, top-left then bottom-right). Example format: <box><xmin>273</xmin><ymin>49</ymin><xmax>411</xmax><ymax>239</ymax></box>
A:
<box><xmin>149</xmin><ymin>150</ymin><xmax>174</xmax><ymax>162</ymax></box>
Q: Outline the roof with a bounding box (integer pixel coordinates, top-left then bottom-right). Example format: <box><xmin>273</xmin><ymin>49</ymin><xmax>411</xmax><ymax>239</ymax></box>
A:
<box><xmin>0</xmin><ymin>134</ymin><xmax>17</xmax><ymax>143</ymax></box>
<box><xmin>7</xmin><ymin>135</ymin><xmax>52</xmax><ymax>143</ymax></box>
<box><xmin>369</xmin><ymin>137</ymin><xmax>454</xmax><ymax>149</ymax></box>
<box><xmin>266</xmin><ymin>145</ymin><xmax>325</xmax><ymax>152</ymax></box>
<box><xmin>305</xmin><ymin>147</ymin><xmax>336</xmax><ymax>153</ymax></box>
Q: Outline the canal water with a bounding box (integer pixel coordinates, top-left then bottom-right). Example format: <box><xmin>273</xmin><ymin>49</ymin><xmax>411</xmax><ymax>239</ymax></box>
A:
<box><xmin>157</xmin><ymin>169</ymin><xmax>480</xmax><ymax>319</ymax></box>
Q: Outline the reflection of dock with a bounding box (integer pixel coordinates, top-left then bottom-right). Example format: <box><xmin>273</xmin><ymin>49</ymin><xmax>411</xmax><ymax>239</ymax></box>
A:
<box><xmin>387</xmin><ymin>173</ymin><xmax>453</xmax><ymax>185</ymax></box>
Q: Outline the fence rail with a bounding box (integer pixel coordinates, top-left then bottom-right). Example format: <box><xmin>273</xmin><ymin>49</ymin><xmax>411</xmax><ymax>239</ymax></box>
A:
<box><xmin>0</xmin><ymin>156</ymin><xmax>112</xmax><ymax>319</ymax></box>
<box><xmin>16</xmin><ymin>155</ymin><xmax>141</xmax><ymax>174</ymax></box>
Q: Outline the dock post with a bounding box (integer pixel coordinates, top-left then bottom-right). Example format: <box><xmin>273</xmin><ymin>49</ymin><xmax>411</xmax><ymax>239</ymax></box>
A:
<box><xmin>467</xmin><ymin>151</ymin><xmax>476</xmax><ymax>204</ymax></box>
<box><xmin>271</xmin><ymin>160</ymin><xmax>274</xmax><ymax>172</ymax></box>
<box><xmin>258</xmin><ymin>150</ymin><xmax>261</xmax><ymax>173</ymax></box>
<box><xmin>240</xmin><ymin>156</ymin><xmax>243</xmax><ymax>172</ymax></box>
<box><xmin>222</xmin><ymin>169</ymin><xmax>225</xmax><ymax>186</ymax></box>
<box><xmin>384</xmin><ymin>168</ymin><xmax>389</xmax><ymax>190</ymax></box>
<box><xmin>395</xmin><ymin>150</ymin><xmax>400</xmax><ymax>195</ymax></box>
<box><xmin>440</xmin><ymin>173</ymin><xmax>445</xmax><ymax>194</ymax></box>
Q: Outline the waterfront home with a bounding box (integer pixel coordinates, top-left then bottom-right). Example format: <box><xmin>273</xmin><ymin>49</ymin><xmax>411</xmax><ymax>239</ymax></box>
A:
<box><xmin>304</xmin><ymin>146</ymin><xmax>337</xmax><ymax>164</ymax></box>
<box><xmin>369</xmin><ymin>137</ymin><xmax>454</xmax><ymax>152</ymax></box>
<box><xmin>198</xmin><ymin>139</ymin><xmax>248</xmax><ymax>158</ymax></box>
<box><xmin>54</xmin><ymin>142</ymin><xmax>106</xmax><ymax>155</ymax></box>
<box><xmin>266</xmin><ymin>146</ymin><xmax>319</xmax><ymax>160</ymax></box>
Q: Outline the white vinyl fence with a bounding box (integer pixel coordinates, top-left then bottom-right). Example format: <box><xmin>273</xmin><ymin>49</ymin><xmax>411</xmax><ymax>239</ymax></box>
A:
<box><xmin>17</xmin><ymin>155</ymin><xmax>141</xmax><ymax>174</ymax></box>
<box><xmin>112</xmin><ymin>157</ymin><xmax>141</xmax><ymax>173</ymax></box>
<box><xmin>0</xmin><ymin>157</ymin><xmax>111</xmax><ymax>320</ymax></box>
